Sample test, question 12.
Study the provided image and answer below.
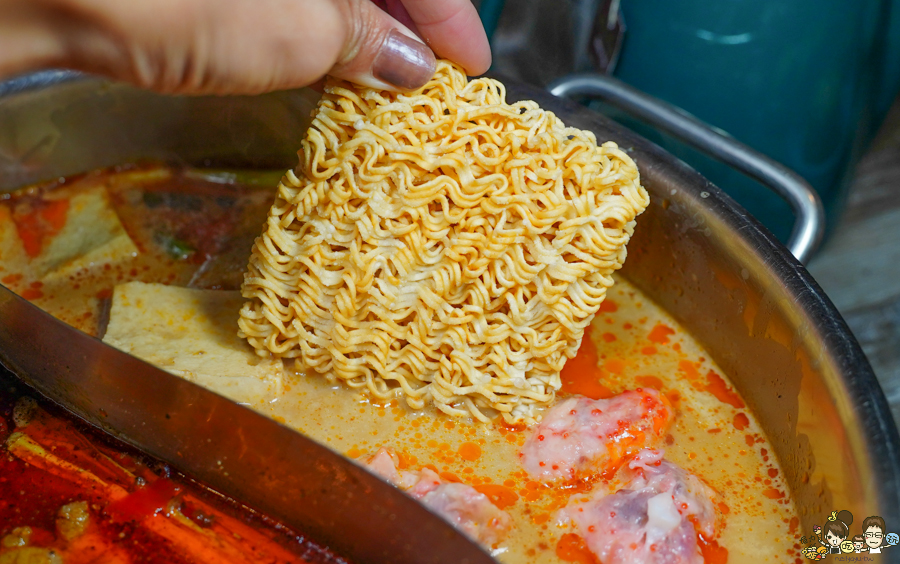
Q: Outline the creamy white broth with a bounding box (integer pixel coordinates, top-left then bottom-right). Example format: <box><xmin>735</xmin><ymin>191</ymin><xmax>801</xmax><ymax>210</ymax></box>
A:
<box><xmin>258</xmin><ymin>275</ymin><xmax>799</xmax><ymax>564</ymax></box>
<box><xmin>0</xmin><ymin>166</ymin><xmax>801</xmax><ymax>563</ymax></box>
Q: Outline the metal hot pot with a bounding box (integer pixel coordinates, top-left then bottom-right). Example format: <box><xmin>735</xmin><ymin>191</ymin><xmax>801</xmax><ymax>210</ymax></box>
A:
<box><xmin>0</xmin><ymin>72</ymin><xmax>897</xmax><ymax>561</ymax></box>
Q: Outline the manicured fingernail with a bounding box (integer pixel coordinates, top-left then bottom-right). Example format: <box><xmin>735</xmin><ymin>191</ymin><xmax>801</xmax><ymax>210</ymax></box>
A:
<box><xmin>373</xmin><ymin>29</ymin><xmax>436</xmax><ymax>90</ymax></box>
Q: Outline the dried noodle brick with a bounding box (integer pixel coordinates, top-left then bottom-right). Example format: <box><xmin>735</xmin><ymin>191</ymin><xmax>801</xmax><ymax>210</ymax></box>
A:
<box><xmin>239</xmin><ymin>61</ymin><xmax>649</xmax><ymax>423</ymax></box>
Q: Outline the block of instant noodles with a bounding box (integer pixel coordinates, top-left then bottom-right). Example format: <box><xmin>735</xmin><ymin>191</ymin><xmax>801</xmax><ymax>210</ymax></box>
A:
<box><xmin>239</xmin><ymin>62</ymin><xmax>649</xmax><ymax>423</ymax></box>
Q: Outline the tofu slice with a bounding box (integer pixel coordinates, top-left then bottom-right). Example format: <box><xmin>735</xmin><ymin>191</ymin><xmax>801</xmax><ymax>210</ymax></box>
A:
<box><xmin>0</xmin><ymin>206</ymin><xmax>29</xmax><ymax>277</ymax></box>
<box><xmin>35</xmin><ymin>186</ymin><xmax>138</xmax><ymax>280</ymax></box>
<box><xmin>103</xmin><ymin>281</ymin><xmax>283</xmax><ymax>405</ymax></box>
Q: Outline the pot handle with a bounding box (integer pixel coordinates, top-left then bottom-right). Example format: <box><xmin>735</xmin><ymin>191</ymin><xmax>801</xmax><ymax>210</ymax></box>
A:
<box><xmin>548</xmin><ymin>73</ymin><xmax>825</xmax><ymax>264</ymax></box>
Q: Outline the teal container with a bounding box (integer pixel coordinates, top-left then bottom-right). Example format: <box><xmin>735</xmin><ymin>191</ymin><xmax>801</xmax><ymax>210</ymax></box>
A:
<box><xmin>612</xmin><ymin>1</ymin><xmax>900</xmax><ymax>243</ymax></box>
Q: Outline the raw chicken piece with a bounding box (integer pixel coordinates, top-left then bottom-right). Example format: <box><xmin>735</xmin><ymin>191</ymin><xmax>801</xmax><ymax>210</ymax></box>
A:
<box><xmin>359</xmin><ymin>449</ymin><xmax>512</xmax><ymax>547</ymax></box>
<box><xmin>561</xmin><ymin>449</ymin><xmax>721</xmax><ymax>564</ymax></box>
<box><xmin>521</xmin><ymin>389</ymin><xmax>672</xmax><ymax>482</ymax></box>
<box><xmin>407</xmin><ymin>467</ymin><xmax>443</xmax><ymax>498</ymax></box>
<box><xmin>410</xmin><ymin>469</ymin><xmax>511</xmax><ymax>547</ymax></box>
<box><xmin>360</xmin><ymin>448</ymin><xmax>419</xmax><ymax>489</ymax></box>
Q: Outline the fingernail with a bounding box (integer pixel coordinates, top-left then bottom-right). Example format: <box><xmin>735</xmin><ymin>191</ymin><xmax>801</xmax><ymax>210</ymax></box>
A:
<box><xmin>373</xmin><ymin>29</ymin><xmax>436</xmax><ymax>91</ymax></box>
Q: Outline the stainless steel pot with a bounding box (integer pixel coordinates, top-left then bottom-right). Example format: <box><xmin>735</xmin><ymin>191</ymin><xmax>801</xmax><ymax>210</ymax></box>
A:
<box><xmin>0</xmin><ymin>72</ymin><xmax>897</xmax><ymax>557</ymax></box>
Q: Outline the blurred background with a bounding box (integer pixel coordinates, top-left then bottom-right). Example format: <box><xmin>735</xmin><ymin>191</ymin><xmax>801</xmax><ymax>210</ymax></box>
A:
<box><xmin>472</xmin><ymin>0</ymin><xmax>900</xmax><ymax>421</ymax></box>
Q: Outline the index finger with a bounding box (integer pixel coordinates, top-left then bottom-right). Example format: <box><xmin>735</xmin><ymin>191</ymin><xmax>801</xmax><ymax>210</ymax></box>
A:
<box><xmin>397</xmin><ymin>0</ymin><xmax>491</xmax><ymax>75</ymax></box>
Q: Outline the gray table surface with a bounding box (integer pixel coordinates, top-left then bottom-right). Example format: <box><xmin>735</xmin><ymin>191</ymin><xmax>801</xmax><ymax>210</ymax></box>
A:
<box><xmin>808</xmin><ymin>97</ymin><xmax>900</xmax><ymax>426</ymax></box>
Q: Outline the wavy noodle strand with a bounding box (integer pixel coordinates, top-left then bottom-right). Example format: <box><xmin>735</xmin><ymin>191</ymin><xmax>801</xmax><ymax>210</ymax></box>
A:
<box><xmin>239</xmin><ymin>62</ymin><xmax>649</xmax><ymax>423</ymax></box>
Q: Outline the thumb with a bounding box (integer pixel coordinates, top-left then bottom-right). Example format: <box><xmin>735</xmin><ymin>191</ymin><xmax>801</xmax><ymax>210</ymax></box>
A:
<box><xmin>329</xmin><ymin>0</ymin><xmax>435</xmax><ymax>91</ymax></box>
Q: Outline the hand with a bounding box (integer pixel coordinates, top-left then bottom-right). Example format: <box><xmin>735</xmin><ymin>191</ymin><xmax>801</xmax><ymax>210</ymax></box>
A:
<box><xmin>0</xmin><ymin>0</ymin><xmax>491</xmax><ymax>94</ymax></box>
